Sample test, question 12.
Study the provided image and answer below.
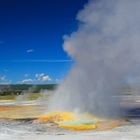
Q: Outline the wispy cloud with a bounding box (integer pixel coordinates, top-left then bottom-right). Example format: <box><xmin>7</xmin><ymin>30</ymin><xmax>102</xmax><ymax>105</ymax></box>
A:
<box><xmin>26</xmin><ymin>49</ymin><xmax>34</xmax><ymax>53</ymax></box>
<box><xmin>0</xmin><ymin>75</ymin><xmax>6</xmax><ymax>81</ymax></box>
<box><xmin>0</xmin><ymin>75</ymin><xmax>11</xmax><ymax>84</ymax></box>
<box><xmin>0</xmin><ymin>59</ymin><xmax>73</xmax><ymax>63</ymax></box>
<box><xmin>24</xmin><ymin>74</ymin><xmax>30</xmax><ymax>78</ymax></box>
<box><xmin>19</xmin><ymin>79</ymin><xmax>33</xmax><ymax>84</ymax></box>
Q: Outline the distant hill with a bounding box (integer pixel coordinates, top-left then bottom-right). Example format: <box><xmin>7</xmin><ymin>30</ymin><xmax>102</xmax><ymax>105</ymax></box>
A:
<box><xmin>0</xmin><ymin>84</ymin><xmax>58</xmax><ymax>96</ymax></box>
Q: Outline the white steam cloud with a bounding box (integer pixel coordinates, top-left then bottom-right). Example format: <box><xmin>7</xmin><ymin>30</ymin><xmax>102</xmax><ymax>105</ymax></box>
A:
<box><xmin>49</xmin><ymin>0</ymin><xmax>140</xmax><ymax>117</ymax></box>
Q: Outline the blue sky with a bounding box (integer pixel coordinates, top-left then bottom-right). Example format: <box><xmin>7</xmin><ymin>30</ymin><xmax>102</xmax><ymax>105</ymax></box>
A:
<box><xmin>0</xmin><ymin>0</ymin><xmax>88</xmax><ymax>84</ymax></box>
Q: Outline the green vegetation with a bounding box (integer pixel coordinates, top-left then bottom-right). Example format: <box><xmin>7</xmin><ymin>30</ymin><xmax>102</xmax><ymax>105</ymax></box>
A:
<box><xmin>0</xmin><ymin>84</ymin><xmax>57</xmax><ymax>96</ymax></box>
<box><xmin>0</xmin><ymin>95</ymin><xmax>16</xmax><ymax>100</ymax></box>
<box><xmin>0</xmin><ymin>93</ymin><xmax>48</xmax><ymax>100</ymax></box>
<box><xmin>27</xmin><ymin>93</ymin><xmax>47</xmax><ymax>100</ymax></box>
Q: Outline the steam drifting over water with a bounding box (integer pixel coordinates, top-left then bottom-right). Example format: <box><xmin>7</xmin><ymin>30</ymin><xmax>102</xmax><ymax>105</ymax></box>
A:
<box><xmin>49</xmin><ymin>0</ymin><xmax>140</xmax><ymax>117</ymax></box>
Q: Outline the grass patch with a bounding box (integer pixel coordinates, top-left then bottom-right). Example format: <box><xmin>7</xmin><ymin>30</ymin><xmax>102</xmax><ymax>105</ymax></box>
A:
<box><xmin>0</xmin><ymin>95</ymin><xmax>16</xmax><ymax>100</ymax></box>
<box><xmin>0</xmin><ymin>93</ymin><xmax>48</xmax><ymax>100</ymax></box>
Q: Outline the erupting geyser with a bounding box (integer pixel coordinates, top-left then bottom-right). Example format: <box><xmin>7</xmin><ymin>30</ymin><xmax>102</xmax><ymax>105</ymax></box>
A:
<box><xmin>49</xmin><ymin>0</ymin><xmax>140</xmax><ymax>118</ymax></box>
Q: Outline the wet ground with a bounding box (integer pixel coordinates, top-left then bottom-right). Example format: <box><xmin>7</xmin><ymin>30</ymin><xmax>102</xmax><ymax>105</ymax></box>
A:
<box><xmin>0</xmin><ymin>118</ymin><xmax>140</xmax><ymax>140</ymax></box>
<box><xmin>0</xmin><ymin>96</ymin><xmax>140</xmax><ymax>140</ymax></box>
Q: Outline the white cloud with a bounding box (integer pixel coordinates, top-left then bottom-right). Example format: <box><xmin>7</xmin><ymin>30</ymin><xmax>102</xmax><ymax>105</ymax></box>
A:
<box><xmin>20</xmin><ymin>79</ymin><xmax>33</xmax><ymax>84</ymax></box>
<box><xmin>35</xmin><ymin>73</ymin><xmax>51</xmax><ymax>81</ymax></box>
<box><xmin>0</xmin><ymin>75</ymin><xmax>6</xmax><ymax>81</ymax></box>
<box><xmin>18</xmin><ymin>73</ymin><xmax>51</xmax><ymax>84</ymax></box>
<box><xmin>24</xmin><ymin>74</ymin><xmax>30</xmax><ymax>77</ymax></box>
<box><xmin>27</xmin><ymin>49</ymin><xmax>34</xmax><ymax>53</ymax></box>
<box><xmin>41</xmin><ymin>75</ymin><xmax>51</xmax><ymax>81</ymax></box>
<box><xmin>0</xmin><ymin>75</ymin><xmax>11</xmax><ymax>84</ymax></box>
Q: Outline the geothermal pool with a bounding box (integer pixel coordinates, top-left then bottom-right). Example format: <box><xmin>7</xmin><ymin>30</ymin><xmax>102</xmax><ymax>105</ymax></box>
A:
<box><xmin>0</xmin><ymin>98</ymin><xmax>140</xmax><ymax>140</ymax></box>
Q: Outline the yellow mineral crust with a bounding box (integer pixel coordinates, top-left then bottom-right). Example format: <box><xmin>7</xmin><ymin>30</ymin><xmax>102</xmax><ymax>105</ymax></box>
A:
<box><xmin>36</xmin><ymin>112</ymin><xmax>124</xmax><ymax>131</ymax></box>
<box><xmin>0</xmin><ymin>105</ymin><xmax>123</xmax><ymax>131</ymax></box>
<box><xmin>36</xmin><ymin>112</ymin><xmax>100</xmax><ymax>130</ymax></box>
<box><xmin>37</xmin><ymin>112</ymin><xmax>77</xmax><ymax>123</ymax></box>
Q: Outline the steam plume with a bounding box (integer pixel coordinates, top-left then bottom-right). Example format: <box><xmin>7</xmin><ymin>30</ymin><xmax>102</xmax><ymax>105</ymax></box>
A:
<box><xmin>49</xmin><ymin>0</ymin><xmax>140</xmax><ymax>117</ymax></box>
